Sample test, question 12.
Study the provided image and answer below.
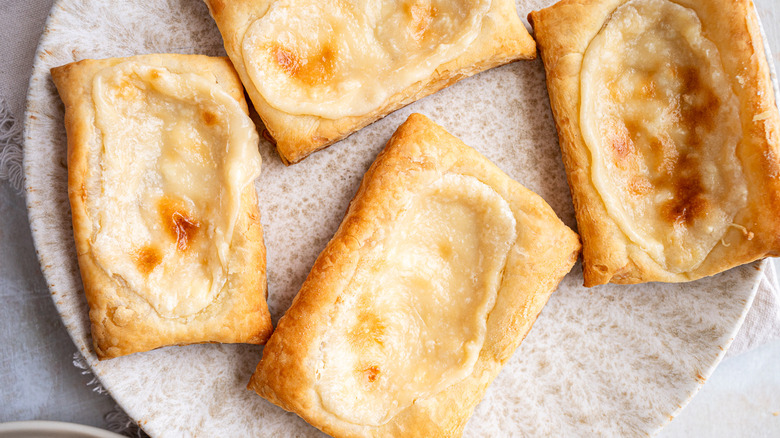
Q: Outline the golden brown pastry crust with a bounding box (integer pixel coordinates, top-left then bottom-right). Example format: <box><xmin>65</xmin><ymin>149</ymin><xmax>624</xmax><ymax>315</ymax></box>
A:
<box><xmin>51</xmin><ymin>54</ymin><xmax>273</xmax><ymax>359</ymax></box>
<box><xmin>203</xmin><ymin>0</ymin><xmax>536</xmax><ymax>164</ymax></box>
<box><xmin>529</xmin><ymin>0</ymin><xmax>780</xmax><ymax>286</ymax></box>
<box><xmin>249</xmin><ymin>113</ymin><xmax>580</xmax><ymax>437</ymax></box>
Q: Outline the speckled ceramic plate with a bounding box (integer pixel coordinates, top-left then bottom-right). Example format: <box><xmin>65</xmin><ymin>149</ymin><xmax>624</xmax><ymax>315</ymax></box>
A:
<box><xmin>24</xmin><ymin>0</ymin><xmax>772</xmax><ymax>436</ymax></box>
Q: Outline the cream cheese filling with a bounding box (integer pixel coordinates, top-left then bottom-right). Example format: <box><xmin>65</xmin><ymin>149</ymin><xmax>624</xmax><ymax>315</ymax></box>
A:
<box><xmin>580</xmin><ymin>0</ymin><xmax>747</xmax><ymax>272</ymax></box>
<box><xmin>89</xmin><ymin>62</ymin><xmax>261</xmax><ymax>318</ymax></box>
<box><xmin>242</xmin><ymin>0</ymin><xmax>490</xmax><ymax>119</ymax></box>
<box><xmin>315</xmin><ymin>174</ymin><xmax>516</xmax><ymax>426</ymax></box>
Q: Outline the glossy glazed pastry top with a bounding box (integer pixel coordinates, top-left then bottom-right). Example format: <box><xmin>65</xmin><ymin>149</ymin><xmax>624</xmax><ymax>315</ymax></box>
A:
<box><xmin>88</xmin><ymin>61</ymin><xmax>261</xmax><ymax>318</ymax></box>
<box><xmin>316</xmin><ymin>173</ymin><xmax>516</xmax><ymax>425</ymax></box>
<box><xmin>580</xmin><ymin>0</ymin><xmax>746</xmax><ymax>273</ymax></box>
<box><xmin>243</xmin><ymin>0</ymin><xmax>489</xmax><ymax>119</ymax></box>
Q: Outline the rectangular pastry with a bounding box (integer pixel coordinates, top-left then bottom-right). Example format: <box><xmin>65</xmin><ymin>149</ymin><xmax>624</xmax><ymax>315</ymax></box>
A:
<box><xmin>249</xmin><ymin>113</ymin><xmax>580</xmax><ymax>437</ymax></box>
<box><xmin>203</xmin><ymin>0</ymin><xmax>537</xmax><ymax>164</ymax></box>
<box><xmin>51</xmin><ymin>54</ymin><xmax>274</xmax><ymax>359</ymax></box>
<box><xmin>529</xmin><ymin>0</ymin><xmax>780</xmax><ymax>286</ymax></box>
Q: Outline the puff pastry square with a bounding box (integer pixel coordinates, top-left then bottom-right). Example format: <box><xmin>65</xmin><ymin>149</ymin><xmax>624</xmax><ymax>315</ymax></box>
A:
<box><xmin>203</xmin><ymin>0</ymin><xmax>537</xmax><ymax>164</ymax></box>
<box><xmin>529</xmin><ymin>0</ymin><xmax>780</xmax><ymax>286</ymax></box>
<box><xmin>51</xmin><ymin>54</ymin><xmax>273</xmax><ymax>359</ymax></box>
<box><xmin>249</xmin><ymin>114</ymin><xmax>580</xmax><ymax>437</ymax></box>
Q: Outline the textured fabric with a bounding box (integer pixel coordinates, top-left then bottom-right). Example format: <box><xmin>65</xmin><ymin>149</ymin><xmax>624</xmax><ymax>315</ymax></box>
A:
<box><xmin>0</xmin><ymin>2</ymin><xmax>53</xmax><ymax>118</ymax></box>
<box><xmin>0</xmin><ymin>1</ymin><xmax>54</xmax><ymax>195</ymax></box>
<box><xmin>0</xmin><ymin>98</ymin><xmax>25</xmax><ymax>194</ymax></box>
<box><xmin>0</xmin><ymin>1</ymin><xmax>133</xmax><ymax>435</ymax></box>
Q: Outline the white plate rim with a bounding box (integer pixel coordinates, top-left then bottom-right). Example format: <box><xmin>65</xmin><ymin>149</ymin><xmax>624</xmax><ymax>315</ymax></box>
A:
<box><xmin>0</xmin><ymin>421</ymin><xmax>125</xmax><ymax>438</ymax></box>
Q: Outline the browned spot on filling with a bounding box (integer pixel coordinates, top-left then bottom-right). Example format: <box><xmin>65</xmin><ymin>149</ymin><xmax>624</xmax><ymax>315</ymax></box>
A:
<box><xmin>611</xmin><ymin>63</ymin><xmax>719</xmax><ymax>224</ymax></box>
<box><xmin>158</xmin><ymin>197</ymin><xmax>200</xmax><ymax>251</ymax></box>
<box><xmin>650</xmin><ymin>137</ymin><xmax>681</xmax><ymax>176</ymax></box>
<box><xmin>363</xmin><ymin>365</ymin><xmax>380</xmax><ymax>383</ymax></box>
<box><xmin>653</xmin><ymin>66</ymin><xmax>718</xmax><ymax>226</ymax></box>
<box><xmin>640</xmin><ymin>77</ymin><xmax>656</xmax><ymax>99</ymax></box>
<box><xmin>659</xmin><ymin>155</ymin><xmax>710</xmax><ymax>226</ymax></box>
<box><xmin>273</xmin><ymin>45</ymin><xmax>300</xmax><ymax>76</ymax></box>
<box><xmin>607</xmin><ymin>121</ymin><xmax>636</xmax><ymax>162</ymax></box>
<box><xmin>406</xmin><ymin>1</ymin><xmax>437</xmax><ymax>43</ymax></box>
<box><xmin>115</xmin><ymin>80</ymin><xmax>139</xmax><ymax>100</ymax></box>
<box><xmin>624</xmin><ymin>120</ymin><xmax>642</xmax><ymax>139</ymax></box>
<box><xmin>134</xmin><ymin>245</ymin><xmax>162</xmax><ymax>275</ymax></box>
<box><xmin>202</xmin><ymin>110</ymin><xmax>218</xmax><ymax>126</ymax></box>
<box><xmin>270</xmin><ymin>42</ymin><xmax>337</xmax><ymax>86</ymax></box>
<box><xmin>676</xmin><ymin>66</ymin><xmax>720</xmax><ymax>134</ymax></box>
<box><xmin>628</xmin><ymin>177</ymin><xmax>653</xmax><ymax>196</ymax></box>
<box><xmin>438</xmin><ymin>240</ymin><xmax>453</xmax><ymax>259</ymax></box>
<box><xmin>348</xmin><ymin>310</ymin><xmax>386</xmax><ymax>350</ymax></box>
